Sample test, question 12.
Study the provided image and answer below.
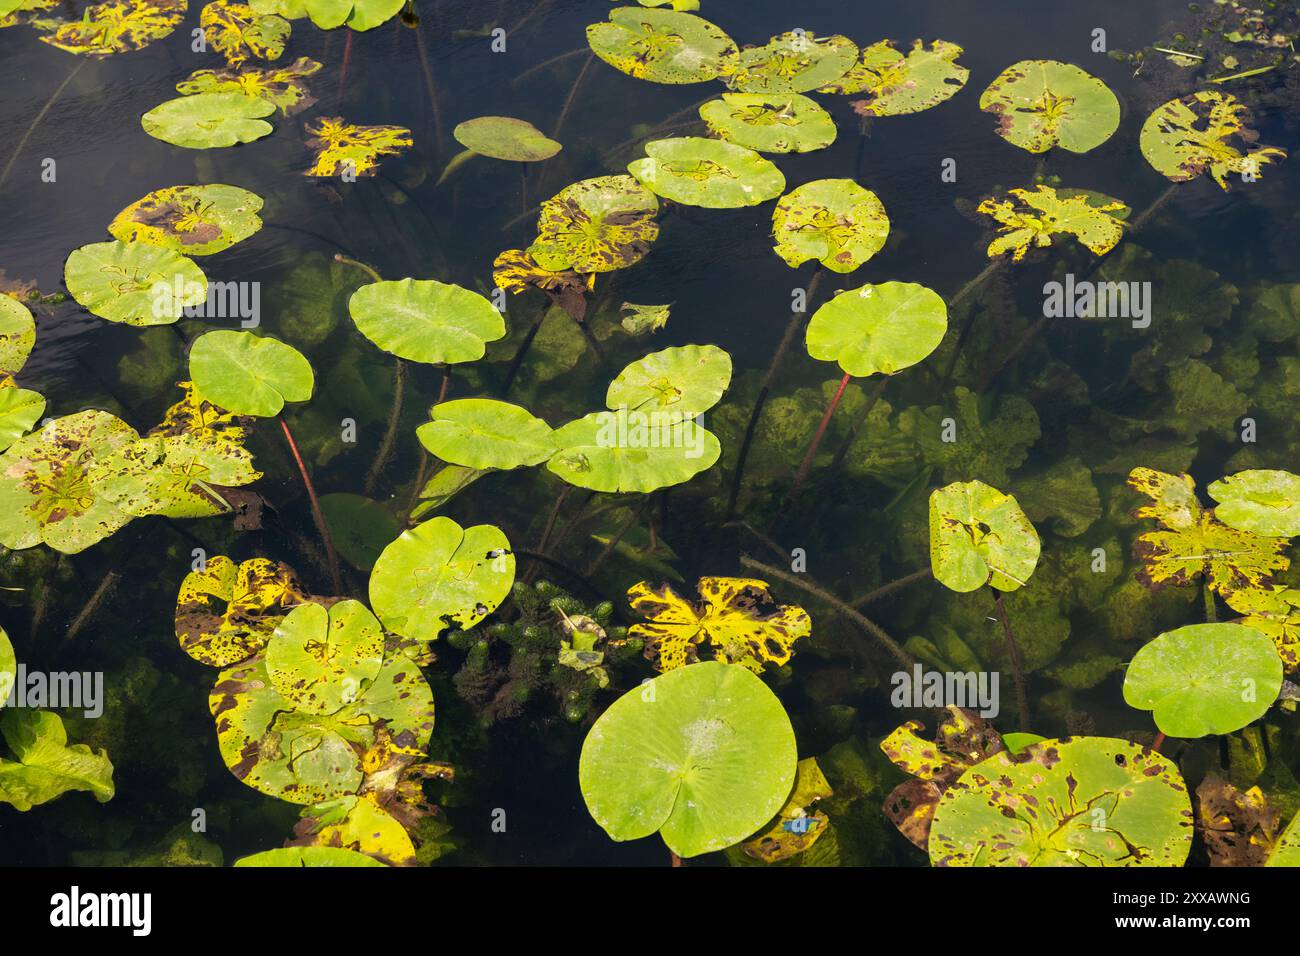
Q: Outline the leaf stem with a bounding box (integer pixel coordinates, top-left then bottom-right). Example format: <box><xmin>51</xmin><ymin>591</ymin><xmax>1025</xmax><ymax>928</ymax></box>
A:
<box><xmin>994</xmin><ymin>591</ymin><xmax>1031</xmax><ymax>728</ymax></box>
<box><xmin>786</xmin><ymin>371</ymin><xmax>853</xmax><ymax>504</ymax></box>
<box><xmin>279</xmin><ymin>417</ymin><xmax>344</xmax><ymax>594</ymax></box>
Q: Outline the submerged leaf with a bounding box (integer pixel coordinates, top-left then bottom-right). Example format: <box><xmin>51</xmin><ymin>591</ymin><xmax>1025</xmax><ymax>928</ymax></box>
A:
<box><xmin>979</xmin><ymin>60</ymin><xmax>1119</xmax><ymax>154</ymax></box>
<box><xmin>142</xmin><ymin>91</ymin><xmax>275</xmax><ymax>148</ymax></box>
<box><xmin>805</xmin><ymin>281</ymin><xmax>947</xmax><ymax>376</ymax></box>
<box><xmin>108</xmin><ymin>184</ymin><xmax>264</xmax><ymax>256</ymax></box>
<box><xmin>65</xmin><ymin>240</ymin><xmax>207</xmax><ymax>326</ymax></box>
<box><xmin>189</xmin><ymin>330</ymin><xmax>314</xmax><ymax>416</ymax></box>
<box><xmin>37</xmin><ymin>0</ymin><xmax>186</xmax><ymax>57</ymax></box>
<box><xmin>742</xmin><ymin>757</ymin><xmax>832</xmax><ymax>863</ymax></box>
<box><xmin>628</xmin><ymin>137</ymin><xmax>784</xmax><ymax>208</ymax></box>
<box><xmin>723</xmin><ymin>32</ymin><xmax>858</xmax><ymax>94</ymax></box>
<box><xmin>1196</xmin><ymin>774</ymin><xmax>1282</xmax><ymax>867</ymax></box>
<box><xmin>824</xmin><ymin>39</ymin><xmax>969</xmax><ymax>116</ymax></box>
<box><xmin>303</xmin><ymin>116</ymin><xmax>413</xmax><ymax>177</ymax></box>
<box><xmin>528</xmin><ymin>175</ymin><xmax>659</xmax><ymax>274</ymax></box>
<box><xmin>1140</xmin><ymin>91</ymin><xmax>1286</xmax><ymax>189</ymax></box>
<box><xmin>348</xmin><ymin>278</ymin><xmax>505</xmax><ymax>365</ymax></box>
<box><xmin>200</xmin><ymin>0</ymin><xmax>289</xmax><ymax>67</ymax></box>
<box><xmin>699</xmin><ymin>92</ymin><xmax>835</xmax><ymax>154</ymax></box>
<box><xmin>452</xmin><ymin>116</ymin><xmax>561</xmax><ymax>162</ymax></box>
<box><xmin>586</xmin><ymin>7</ymin><xmax>737</xmax><ymax>85</ymax></box>
<box><xmin>772</xmin><ymin>179</ymin><xmax>889</xmax><ymax>272</ymax></box>
<box><xmin>929</xmin><ymin>479</ymin><xmax>1041</xmax><ymax>593</ymax></box>
<box><xmin>976</xmin><ymin>185</ymin><xmax>1127</xmax><ymax>261</ymax></box>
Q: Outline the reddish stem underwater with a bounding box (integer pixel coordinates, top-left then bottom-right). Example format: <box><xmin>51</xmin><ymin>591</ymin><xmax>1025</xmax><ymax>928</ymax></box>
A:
<box><xmin>279</xmin><ymin>417</ymin><xmax>344</xmax><ymax>594</ymax></box>
<box><xmin>787</xmin><ymin>372</ymin><xmax>853</xmax><ymax>503</ymax></box>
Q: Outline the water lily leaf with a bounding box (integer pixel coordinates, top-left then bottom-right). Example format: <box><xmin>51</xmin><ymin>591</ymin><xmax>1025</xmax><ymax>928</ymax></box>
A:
<box><xmin>1224</xmin><ymin>586</ymin><xmax>1300</xmax><ymax>674</ymax></box>
<box><xmin>1268</xmin><ymin>809</ymin><xmax>1300</xmax><ymax>867</ymax></box>
<box><xmin>303</xmin><ymin>116</ymin><xmax>413</xmax><ymax>177</ymax></box>
<box><xmin>929</xmin><ymin>479</ymin><xmax>1041</xmax><ymax>593</ymax></box>
<box><xmin>546</xmin><ymin>409</ymin><xmax>721</xmax><ymax>493</ymax></box>
<box><xmin>0</xmin><ymin>710</ymin><xmax>115</xmax><ymax>812</ymax></box>
<box><xmin>235</xmin><ymin>845</ymin><xmax>386</xmax><ymax>866</ymax></box>
<box><xmin>267</xmin><ymin>600</ymin><xmax>385</xmax><ymax>715</ymax></box>
<box><xmin>416</xmin><ymin>399</ymin><xmax>556</xmax><ymax>470</ymax></box>
<box><xmin>0</xmin><ymin>388</ymin><xmax>44</xmax><ymax>452</ymax></box>
<box><xmin>492</xmin><ymin>249</ymin><xmax>594</xmax><ymax>302</ymax></box>
<box><xmin>1208</xmin><ymin>470</ymin><xmax>1300</xmax><ymax>538</ymax></box>
<box><xmin>579</xmin><ymin>660</ymin><xmax>797</xmax><ymax>858</ymax></box>
<box><xmin>772</xmin><ymin>179</ymin><xmax>889</xmax><ymax>272</ymax></box>
<box><xmin>201</xmin><ymin>0</ymin><xmax>288</xmax><ymax>67</ymax></box>
<box><xmin>976</xmin><ymin>185</ymin><xmax>1127</xmax><ymax>262</ymax></box>
<box><xmin>620</xmin><ymin>301</ymin><xmax>670</xmax><ymax>335</ymax></box>
<box><xmin>0</xmin><ymin>410</ymin><xmax>139</xmax><ymax>553</ymax></box>
<box><xmin>979</xmin><ymin>60</ymin><xmax>1119</xmax><ymax>154</ymax></box>
<box><xmin>822</xmin><ymin>39</ymin><xmax>969</xmax><ymax>116</ymax></box>
<box><xmin>111</xmin><ymin>432</ymin><xmax>260</xmax><ymax>517</ymax></box>
<box><xmin>189</xmin><ymin>330</ymin><xmax>314</xmax><ymax>416</ymax></box>
<box><xmin>628</xmin><ymin>137</ymin><xmax>785</xmax><ymax>208</ymax></box>
<box><xmin>175</xmin><ymin>555</ymin><xmax>308</xmax><ymax>666</ymax></box>
<box><xmin>291</xmin><ymin>794</ymin><xmax>415</xmax><ymax>866</ymax></box>
<box><xmin>622</xmin><ymin>0</ymin><xmax>697</xmax><ymax>9</ymax></box>
<box><xmin>143</xmin><ymin>91</ymin><xmax>275</xmax><ymax>148</ymax></box>
<box><xmin>348</xmin><ymin>278</ymin><xmax>505</xmax><ymax>365</ymax></box>
<box><xmin>320</xmin><ymin>493</ymin><xmax>400</xmax><ymax>571</ymax></box>
<box><xmin>586</xmin><ymin>7</ymin><xmax>737</xmax><ymax>85</ymax></box>
<box><xmin>409</xmin><ymin>464</ymin><xmax>484</xmax><ymax>521</ymax></box>
<box><xmin>452</xmin><ymin>116</ymin><xmax>561</xmax><ymax>162</ymax></box>
<box><xmin>1129</xmin><ymin>465</ymin><xmax>1200</xmax><ymax>530</ymax></box>
<box><xmin>1</xmin><ymin>0</ymin><xmax>57</xmax><ymax>29</ymax></box>
<box><xmin>176</xmin><ymin>57</ymin><xmax>322</xmax><ymax>114</ymax></box>
<box><xmin>723</xmin><ymin>32</ymin><xmax>858</xmax><ymax>94</ymax></box>
<box><xmin>1123</xmin><ymin>623</ymin><xmax>1282</xmax><ymax>737</ymax></box>
<box><xmin>742</xmin><ymin>757</ymin><xmax>832</xmax><ymax>863</ymax></box>
<box><xmin>1140</xmin><ymin>91</ymin><xmax>1286</xmax><ymax>189</ymax></box>
<box><xmin>150</xmin><ymin>380</ymin><xmax>247</xmax><ymax>446</ymax></box>
<box><xmin>108</xmin><ymin>184</ymin><xmax>264</xmax><ymax>256</ymax></box>
<box><xmin>929</xmin><ymin>737</ymin><xmax>1193</xmax><ymax>866</ymax></box>
<box><xmin>36</xmin><ymin>0</ymin><xmax>186</xmax><ymax>56</ymax></box>
<box><xmin>0</xmin><ymin>296</ymin><xmax>35</xmax><ymax>375</ymax></box>
<box><xmin>627</xmin><ymin>576</ymin><xmax>811</xmax><ymax>672</ymax></box>
<box><xmin>368</xmin><ymin>516</ymin><xmax>515</xmax><ymax>641</ymax></box>
<box><xmin>0</xmin><ymin>628</ymin><xmax>13</xmax><ymax>709</ymax></box>
<box><xmin>805</xmin><ymin>281</ymin><xmax>947</xmax><ymax>376</ymax></box>
<box><xmin>528</xmin><ymin>175</ymin><xmax>658</xmax><ymax>274</ymax></box>
<box><xmin>301</xmin><ymin>0</ymin><xmax>403</xmax><ymax>31</ymax></box>
<box><xmin>699</xmin><ymin>92</ymin><xmax>835</xmax><ymax>154</ymax></box>
<box><xmin>65</xmin><ymin>240</ymin><xmax>207</xmax><ymax>326</ymax></box>
<box><xmin>607</xmin><ymin>343</ymin><xmax>731</xmax><ymax>417</ymax></box>
<box><xmin>1196</xmin><ymin>774</ymin><xmax>1284</xmax><ymax>866</ymax></box>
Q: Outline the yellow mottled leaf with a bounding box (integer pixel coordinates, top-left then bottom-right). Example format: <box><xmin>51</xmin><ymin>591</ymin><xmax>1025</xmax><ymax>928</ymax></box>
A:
<box><xmin>1225</xmin><ymin>585</ymin><xmax>1300</xmax><ymax>674</ymax></box>
<box><xmin>1129</xmin><ymin>466</ymin><xmax>1201</xmax><ymax>530</ymax></box>
<box><xmin>977</xmin><ymin>185</ymin><xmax>1126</xmax><ymax>262</ymax></box>
<box><xmin>742</xmin><ymin>757</ymin><xmax>832</xmax><ymax>863</ymax></box>
<box><xmin>36</xmin><ymin>0</ymin><xmax>186</xmax><ymax>56</ymax></box>
<box><xmin>1134</xmin><ymin>511</ymin><xmax>1288</xmax><ymax>600</ymax></box>
<box><xmin>492</xmin><ymin>249</ymin><xmax>594</xmax><ymax>297</ymax></box>
<box><xmin>174</xmin><ymin>555</ymin><xmax>309</xmax><ymax>666</ymax></box>
<box><xmin>303</xmin><ymin>116</ymin><xmax>413</xmax><ymax>178</ymax></box>
<box><xmin>200</xmin><ymin>0</ymin><xmax>288</xmax><ymax>68</ymax></box>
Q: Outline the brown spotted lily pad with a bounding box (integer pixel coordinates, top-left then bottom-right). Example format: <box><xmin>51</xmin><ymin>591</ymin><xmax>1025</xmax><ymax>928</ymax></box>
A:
<box><xmin>175</xmin><ymin>555</ymin><xmax>309</xmax><ymax>666</ymax></box>
<box><xmin>108</xmin><ymin>184</ymin><xmax>264</xmax><ymax>256</ymax></box>
<box><xmin>527</xmin><ymin>175</ymin><xmax>659</xmax><ymax>274</ymax></box>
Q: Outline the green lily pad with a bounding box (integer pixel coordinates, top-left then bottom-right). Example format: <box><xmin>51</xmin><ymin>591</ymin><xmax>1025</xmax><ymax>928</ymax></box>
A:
<box><xmin>979</xmin><ymin>60</ymin><xmax>1119</xmax><ymax>154</ymax></box>
<box><xmin>547</xmin><ymin>409</ymin><xmax>721</xmax><ymax>493</ymax></box>
<box><xmin>1208</xmin><ymin>470</ymin><xmax>1300</xmax><ymax>537</ymax></box>
<box><xmin>0</xmin><ymin>387</ymin><xmax>45</xmax><ymax>451</ymax></box>
<box><xmin>1140</xmin><ymin>91</ymin><xmax>1287</xmax><ymax>190</ymax></box>
<box><xmin>1123</xmin><ymin>623</ymin><xmax>1283</xmax><ymax>738</ymax></box>
<box><xmin>929</xmin><ymin>479</ymin><xmax>1041</xmax><ymax>593</ymax></box>
<box><xmin>452</xmin><ymin>116</ymin><xmax>561</xmax><ymax>161</ymax></box>
<box><xmin>699</xmin><ymin>92</ymin><xmax>836</xmax><ymax>154</ymax></box>
<box><xmin>108</xmin><ymin>184</ymin><xmax>264</xmax><ymax>256</ymax></box>
<box><xmin>0</xmin><ymin>628</ymin><xmax>14</xmax><ymax>710</ymax></box>
<box><xmin>628</xmin><ymin>137</ymin><xmax>785</xmax><ymax>208</ymax></box>
<box><xmin>1267</xmin><ymin>810</ymin><xmax>1300</xmax><ymax>867</ymax></box>
<box><xmin>416</xmin><ymin>399</ymin><xmax>556</xmax><ymax>471</ymax></box>
<box><xmin>303</xmin><ymin>0</ymin><xmax>404</xmax><ymax>31</ymax></box>
<box><xmin>189</xmin><ymin>330</ymin><xmax>314</xmax><ymax>416</ymax></box>
<box><xmin>267</xmin><ymin>600</ymin><xmax>386</xmax><ymax>715</ymax></box>
<box><xmin>586</xmin><ymin>7</ymin><xmax>737</xmax><ymax>85</ymax></box>
<box><xmin>368</xmin><ymin>516</ymin><xmax>515</xmax><ymax>642</ymax></box>
<box><xmin>928</xmin><ymin>737</ymin><xmax>1193</xmax><ymax>866</ymax></box>
<box><xmin>320</xmin><ymin>493</ymin><xmax>401</xmax><ymax>571</ymax></box>
<box><xmin>65</xmin><ymin>240</ymin><xmax>207</xmax><ymax>326</ymax></box>
<box><xmin>528</xmin><ymin>175</ymin><xmax>659</xmax><ymax>273</ymax></box>
<box><xmin>0</xmin><ymin>296</ymin><xmax>35</xmax><ymax>375</ymax></box>
<box><xmin>235</xmin><ymin>846</ymin><xmax>386</xmax><ymax>866</ymax></box>
<box><xmin>822</xmin><ymin>39</ymin><xmax>969</xmax><ymax>116</ymax></box>
<box><xmin>606</xmin><ymin>343</ymin><xmax>732</xmax><ymax>416</ymax></box>
<box><xmin>142</xmin><ymin>92</ymin><xmax>275</xmax><ymax>149</ymax></box>
<box><xmin>805</xmin><ymin>281</ymin><xmax>947</xmax><ymax>376</ymax></box>
<box><xmin>0</xmin><ymin>710</ymin><xmax>115</xmax><ymax>812</ymax></box>
<box><xmin>772</xmin><ymin>179</ymin><xmax>889</xmax><ymax>272</ymax></box>
<box><xmin>347</xmin><ymin>278</ymin><xmax>506</xmax><ymax>365</ymax></box>
<box><xmin>579</xmin><ymin>660</ymin><xmax>797</xmax><ymax>858</ymax></box>
<box><xmin>724</xmin><ymin>32</ymin><xmax>858</xmax><ymax>94</ymax></box>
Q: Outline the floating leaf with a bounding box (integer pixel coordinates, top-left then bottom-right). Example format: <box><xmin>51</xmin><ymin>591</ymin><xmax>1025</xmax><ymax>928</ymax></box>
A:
<box><xmin>1196</xmin><ymin>774</ymin><xmax>1284</xmax><ymax>867</ymax></box>
<box><xmin>929</xmin><ymin>737</ymin><xmax>1192</xmax><ymax>866</ymax></box>
<box><xmin>368</xmin><ymin>516</ymin><xmax>515</xmax><ymax>641</ymax></box>
<box><xmin>320</xmin><ymin>493</ymin><xmax>400</xmax><ymax>571</ymax></box>
<box><xmin>0</xmin><ymin>296</ymin><xmax>35</xmax><ymax>375</ymax></box>
<box><xmin>108</xmin><ymin>184</ymin><xmax>264</xmax><ymax>256</ymax></box>
<box><xmin>1224</xmin><ymin>586</ymin><xmax>1300</xmax><ymax>674</ymax></box>
<box><xmin>805</xmin><ymin>281</ymin><xmax>947</xmax><ymax>376</ymax></box>
<box><xmin>492</xmin><ymin>249</ymin><xmax>594</xmax><ymax>302</ymax></box>
<box><xmin>291</xmin><ymin>795</ymin><xmax>414</xmax><ymax>866</ymax></box>
<box><xmin>201</xmin><ymin>0</ymin><xmax>289</xmax><ymax>67</ymax></box>
<box><xmin>142</xmin><ymin>91</ymin><xmax>275</xmax><ymax>148</ymax></box>
<box><xmin>235</xmin><ymin>845</ymin><xmax>386</xmax><ymax>866</ymax></box>
<box><xmin>1140</xmin><ymin>91</ymin><xmax>1286</xmax><ymax>189</ymax></box>
<box><xmin>1</xmin><ymin>0</ymin><xmax>57</xmax><ymax>29</ymax></box>
<box><xmin>772</xmin><ymin>179</ymin><xmax>889</xmax><ymax>272</ymax></box>
<box><xmin>1123</xmin><ymin>623</ymin><xmax>1282</xmax><ymax>737</ymax></box>
<box><xmin>111</xmin><ymin>432</ymin><xmax>260</xmax><ymax>517</ymax></box>
<box><xmin>723</xmin><ymin>32</ymin><xmax>858</xmax><ymax>94</ymax></box>
<box><xmin>620</xmin><ymin>301</ymin><xmax>670</xmax><ymax>335</ymax></box>
<box><xmin>627</xmin><ymin>576</ymin><xmax>811</xmax><ymax>672</ymax></box>
<box><xmin>699</xmin><ymin>92</ymin><xmax>835</xmax><ymax>154</ymax></box>
<box><xmin>546</xmin><ymin>409</ymin><xmax>721</xmax><ymax>493</ymax></box>
<box><xmin>267</xmin><ymin>600</ymin><xmax>385</xmax><ymax>715</ymax></box>
<box><xmin>1208</xmin><ymin>470</ymin><xmax>1300</xmax><ymax>538</ymax></box>
<box><xmin>929</xmin><ymin>479</ymin><xmax>1041</xmax><ymax>593</ymax></box>
<box><xmin>176</xmin><ymin>57</ymin><xmax>322</xmax><ymax>115</ymax></box>
<box><xmin>65</xmin><ymin>240</ymin><xmax>207</xmax><ymax>326</ymax></box>
<box><xmin>301</xmin><ymin>0</ymin><xmax>403</xmax><ymax>31</ymax></box>
<box><xmin>1268</xmin><ymin>808</ymin><xmax>1300</xmax><ymax>867</ymax></box>
<box><xmin>607</xmin><ymin>343</ymin><xmax>732</xmax><ymax>417</ymax></box>
<box><xmin>303</xmin><ymin>116</ymin><xmax>413</xmax><ymax>177</ymax></box>
<box><xmin>452</xmin><ymin>116</ymin><xmax>561</xmax><ymax>162</ymax></box>
<box><xmin>528</xmin><ymin>175</ymin><xmax>658</xmax><ymax>274</ymax></box>
<box><xmin>36</xmin><ymin>0</ymin><xmax>185</xmax><ymax>56</ymax></box>
<box><xmin>189</xmin><ymin>330</ymin><xmax>314</xmax><ymax>416</ymax></box>
<box><xmin>416</xmin><ymin>399</ymin><xmax>556</xmax><ymax>471</ymax></box>
<box><xmin>0</xmin><ymin>387</ymin><xmax>45</xmax><ymax>452</ymax></box>
<box><xmin>823</xmin><ymin>39</ymin><xmax>969</xmax><ymax>117</ymax></box>
<box><xmin>628</xmin><ymin>137</ymin><xmax>784</xmax><ymax>208</ymax></box>
<box><xmin>0</xmin><ymin>710</ymin><xmax>115</xmax><ymax>812</ymax></box>
<box><xmin>175</xmin><ymin>555</ymin><xmax>308</xmax><ymax>667</ymax></box>
<box><xmin>742</xmin><ymin>757</ymin><xmax>832</xmax><ymax>863</ymax></box>
<box><xmin>579</xmin><ymin>660</ymin><xmax>797</xmax><ymax>858</ymax></box>
<box><xmin>0</xmin><ymin>628</ymin><xmax>13</xmax><ymax>709</ymax></box>
<box><xmin>409</xmin><ymin>464</ymin><xmax>484</xmax><ymax>521</ymax></box>
<box><xmin>979</xmin><ymin>60</ymin><xmax>1120</xmax><ymax>154</ymax></box>
<box><xmin>348</xmin><ymin>278</ymin><xmax>505</xmax><ymax>365</ymax></box>
<box><xmin>976</xmin><ymin>185</ymin><xmax>1127</xmax><ymax>262</ymax></box>
<box><xmin>1129</xmin><ymin>465</ymin><xmax>1200</xmax><ymax>530</ymax></box>
<box><xmin>586</xmin><ymin>7</ymin><xmax>737</xmax><ymax>85</ymax></box>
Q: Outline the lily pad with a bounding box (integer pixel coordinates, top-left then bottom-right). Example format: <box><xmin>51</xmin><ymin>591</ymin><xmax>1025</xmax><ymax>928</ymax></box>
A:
<box><xmin>822</xmin><ymin>39</ymin><xmax>969</xmax><ymax>117</ymax></box>
<box><xmin>452</xmin><ymin>116</ymin><xmax>561</xmax><ymax>162</ymax></box>
<box><xmin>628</xmin><ymin>137</ymin><xmax>785</xmax><ymax>209</ymax></box>
<box><xmin>805</xmin><ymin>281</ymin><xmax>947</xmax><ymax>376</ymax></box>
<box><xmin>1123</xmin><ymin>623</ymin><xmax>1282</xmax><ymax>737</ymax></box>
<box><xmin>741</xmin><ymin>756</ymin><xmax>832</xmax><ymax>863</ymax></box>
<box><xmin>1140</xmin><ymin>91</ymin><xmax>1286</xmax><ymax>190</ymax></box>
<box><xmin>108</xmin><ymin>184</ymin><xmax>264</xmax><ymax>256</ymax></box>
<box><xmin>36</xmin><ymin>0</ymin><xmax>185</xmax><ymax>57</ymax></box>
<box><xmin>1223</xmin><ymin>586</ymin><xmax>1300</xmax><ymax>674</ymax></box>
<box><xmin>0</xmin><ymin>628</ymin><xmax>13</xmax><ymax>708</ymax></box>
<box><xmin>772</xmin><ymin>179</ymin><xmax>889</xmax><ymax>272</ymax></box>
<box><xmin>979</xmin><ymin>60</ymin><xmax>1119</xmax><ymax>154</ymax></box>
<box><xmin>201</xmin><ymin>0</ymin><xmax>289</xmax><ymax>67</ymax></box>
<box><xmin>176</xmin><ymin>57</ymin><xmax>322</xmax><ymax>115</ymax></box>
<box><xmin>416</xmin><ymin>399</ymin><xmax>556</xmax><ymax>471</ymax></box>
<box><xmin>546</xmin><ymin>409</ymin><xmax>721</xmax><ymax>493</ymax></box>
<box><xmin>267</xmin><ymin>600</ymin><xmax>385</xmax><ymax>715</ymax></box>
<box><xmin>235</xmin><ymin>845</ymin><xmax>386</xmax><ymax>866</ymax></box>
<box><xmin>928</xmin><ymin>737</ymin><xmax>1192</xmax><ymax>866</ymax></box>
<box><xmin>291</xmin><ymin>795</ymin><xmax>414</xmax><ymax>866</ymax></box>
<box><xmin>303</xmin><ymin>116</ymin><xmax>413</xmax><ymax>177</ymax></box>
<box><xmin>65</xmin><ymin>240</ymin><xmax>207</xmax><ymax>326</ymax></box>
<box><xmin>302</xmin><ymin>0</ymin><xmax>404</xmax><ymax>31</ymax></box>
<box><xmin>586</xmin><ymin>7</ymin><xmax>737</xmax><ymax>85</ymax></box>
<box><xmin>699</xmin><ymin>92</ymin><xmax>836</xmax><ymax>154</ymax></box>
<box><xmin>977</xmin><ymin>186</ymin><xmax>1128</xmax><ymax>262</ymax></box>
<box><xmin>368</xmin><ymin>516</ymin><xmax>515</xmax><ymax>641</ymax></box>
<box><xmin>929</xmin><ymin>479</ymin><xmax>1041</xmax><ymax>593</ymax></box>
<box><xmin>348</xmin><ymin>278</ymin><xmax>505</xmax><ymax>365</ymax></box>
<box><xmin>142</xmin><ymin>92</ymin><xmax>275</xmax><ymax>148</ymax></box>
<box><xmin>528</xmin><ymin>175</ymin><xmax>659</xmax><ymax>273</ymax></box>
<box><xmin>1207</xmin><ymin>470</ymin><xmax>1300</xmax><ymax>538</ymax></box>
<box><xmin>724</xmin><ymin>32</ymin><xmax>858</xmax><ymax>94</ymax></box>
<box><xmin>0</xmin><ymin>296</ymin><xmax>35</xmax><ymax>375</ymax></box>
<box><xmin>606</xmin><ymin>344</ymin><xmax>731</xmax><ymax>417</ymax></box>
<box><xmin>0</xmin><ymin>710</ymin><xmax>115</xmax><ymax>812</ymax></box>
<box><xmin>189</xmin><ymin>330</ymin><xmax>314</xmax><ymax>417</ymax></box>
<box><xmin>0</xmin><ymin>388</ymin><xmax>45</xmax><ymax>452</ymax></box>
<box><xmin>175</xmin><ymin>555</ymin><xmax>308</xmax><ymax>667</ymax></box>
<box><xmin>110</xmin><ymin>432</ymin><xmax>260</xmax><ymax>518</ymax></box>
<box><xmin>579</xmin><ymin>660</ymin><xmax>797</xmax><ymax>858</ymax></box>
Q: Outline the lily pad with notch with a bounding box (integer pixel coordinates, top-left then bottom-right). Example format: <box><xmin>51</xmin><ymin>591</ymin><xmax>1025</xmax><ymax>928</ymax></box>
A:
<box><xmin>348</xmin><ymin>278</ymin><xmax>506</xmax><ymax>365</ymax></box>
<box><xmin>546</xmin><ymin>408</ymin><xmax>721</xmax><ymax>493</ymax></box>
<box><xmin>586</xmin><ymin>7</ymin><xmax>737</xmax><ymax>85</ymax></box>
<box><xmin>108</xmin><ymin>184</ymin><xmax>263</xmax><ymax>256</ymax></box>
<box><xmin>929</xmin><ymin>479</ymin><xmax>1041</xmax><ymax>593</ymax></box>
<box><xmin>628</xmin><ymin>137</ymin><xmax>785</xmax><ymax>209</ymax></box>
<box><xmin>416</xmin><ymin>399</ymin><xmax>556</xmax><ymax>471</ymax></box>
<box><xmin>979</xmin><ymin>60</ymin><xmax>1119</xmax><ymax>154</ymax></box>
<box><xmin>65</xmin><ymin>240</ymin><xmax>207</xmax><ymax>326</ymax></box>
<box><xmin>772</xmin><ymin>179</ymin><xmax>889</xmax><ymax>272</ymax></box>
<box><xmin>266</xmin><ymin>599</ymin><xmax>385</xmax><ymax>715</ymax></box>
<box><xmin>699</xmin><ymin>92</ymin><xmax>835</xmax><ymax>154</ymax></box>
<box><xmin>822</xmin><ymin>39</ymin><xmax>968</xmax><ymax>117</ymax></box>
<box><xmin>606</xmin><ymin>343</ymin><xmax>732</xmax><ymax>417</ymax></box>
<box><xmin>528</xmin><ymin>175</ymin><xmax>658</xmax><ymax>274</ymax></box>
<box><xmin>175</xmin><ymin>554</ymin><xmax>309</xmax><ymax>667</ymax></box>
<box><xmin>142</xmin><ymin>92</ymin><xmax>275</xmax><ymax>148</ymax></box>
<box><xmin>1207</xmin><ymin>469</ymin><xmax>1300</xmax><ymax>538</ymax></box>
<box><xmin>805</xmin><ymin>281</ymin><xmax>947</xmax><ymax>376</ymax></box>
<box><xmin>189</xmin><ymin>330</ymin><xmax>314</xmax><ymax>417</ymax></box>
<box><xmin>723</xmin><ymin>31</ymin><xmax>858</xmax><ymax>94</ymax></box>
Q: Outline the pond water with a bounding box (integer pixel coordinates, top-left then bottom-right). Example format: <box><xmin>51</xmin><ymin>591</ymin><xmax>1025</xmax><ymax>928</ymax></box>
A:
<box><xmin>1</xmin><ymin>0</ymin><xmax>1299</xmax><ymax>867</ymax></box>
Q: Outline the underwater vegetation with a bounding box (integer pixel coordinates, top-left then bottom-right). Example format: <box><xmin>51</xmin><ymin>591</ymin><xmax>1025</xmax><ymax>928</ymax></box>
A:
<box><xmin>1</xmin><ymin>0</ymin><xmax>1300</xmax><ymax>871</ymax></box>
